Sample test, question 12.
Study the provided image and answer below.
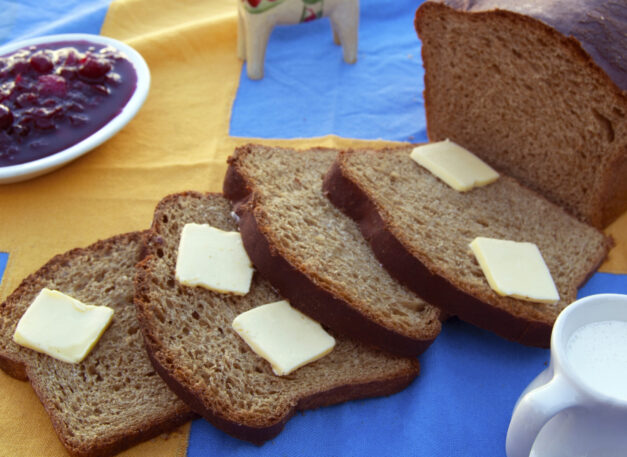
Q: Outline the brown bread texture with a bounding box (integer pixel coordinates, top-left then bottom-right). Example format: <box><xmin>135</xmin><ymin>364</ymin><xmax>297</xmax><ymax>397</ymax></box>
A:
<box><xmin>323</xmin><ymin>147</ymin><xmax>612</xmax><ymax>347</ymax></box>
<box><xmin>0</xmin><ymin>232</ymin><xmax>193</xmax><ymax>457</ymax></box>
<box><xmin>134</xmin><ymin>191</ymin><xmax>421</xmax><ymax>444</ymax></box>
<box><xmin>222</xmin><ymin>144</ymin><xmax>442</xmax><ymax>357</ymax></box>
<box><xmin>415</xmin><ymin>0</ymin><xmax>627</xmax><ymax>228</ymax></box>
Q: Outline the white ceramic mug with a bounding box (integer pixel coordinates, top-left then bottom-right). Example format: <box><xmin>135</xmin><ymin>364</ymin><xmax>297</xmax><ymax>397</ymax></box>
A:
<box><xmin>506</xmin><ymin>293</ymin><xmax>627</xmax><ymax>457</ymax></box>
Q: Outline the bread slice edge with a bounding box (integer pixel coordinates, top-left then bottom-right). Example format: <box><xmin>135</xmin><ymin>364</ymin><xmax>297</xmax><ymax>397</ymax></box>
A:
<box><xmin>223</xmin><ymin>149</ymin><xmax>440</xmax><ymax>357</ymax></box>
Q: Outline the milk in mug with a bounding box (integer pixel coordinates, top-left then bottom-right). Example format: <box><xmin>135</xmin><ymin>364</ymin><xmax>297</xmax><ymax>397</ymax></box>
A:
<box><xmin>566</xmin><ymin>320</ymin><xmax>627</xmax><ymax>402</ymax></box>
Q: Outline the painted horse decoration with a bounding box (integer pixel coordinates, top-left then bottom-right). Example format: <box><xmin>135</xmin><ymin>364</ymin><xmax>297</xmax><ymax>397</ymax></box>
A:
<box><xmin>237</xmin><ymin>0</ymin><xmax>359</xmax><ymax>79</ymax></box>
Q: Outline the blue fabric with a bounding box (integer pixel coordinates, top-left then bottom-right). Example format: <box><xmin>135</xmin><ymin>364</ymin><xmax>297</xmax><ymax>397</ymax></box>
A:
<box><xmin>0</xmin><ymin>0</ymin><xmax>111</xmax><ymax>46</ymax></box>
<box><xmin>0</xmin><ymin>253</ymin><xmax>8</xmax><ymax>286</ymax></box>
<box><xmin>230</xmin><ymin>0</ymin><xmax>427</xmax><ymax>142</ymax></box>
<box><xmin>187</xmin><ymin>273</ymin><xmax>627</xmax><ymax>457</ymax></box>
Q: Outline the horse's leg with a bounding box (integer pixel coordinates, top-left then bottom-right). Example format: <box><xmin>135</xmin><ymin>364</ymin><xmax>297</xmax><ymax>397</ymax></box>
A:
<box><xmin>237</xmin><ymin>7</ymin><xmax>246</xmax><ymax>61</ymax></box>
<box><xmin>243</xmin><ymin>13</ymin><xmax>274</xmax><ymax>79</ymax></box>
<box><xmin>329</xmin><ymin>0</ymin><xmax>359</xmax><ymax>63</ymax></box>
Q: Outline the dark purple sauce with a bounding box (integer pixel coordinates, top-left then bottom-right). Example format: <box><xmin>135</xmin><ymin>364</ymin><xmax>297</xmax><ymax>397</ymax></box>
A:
<box><xmin>0</xmin><ymin>40</ymin><xmax>137</xmax><ymax>166</ymax></box>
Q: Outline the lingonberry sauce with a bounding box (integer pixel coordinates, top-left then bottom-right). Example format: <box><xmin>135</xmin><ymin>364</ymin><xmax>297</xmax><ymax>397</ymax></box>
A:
<box><xmin>0</xmin><ymin>41</ymin><xmax>137</xmax><ymax>166</ymax></box>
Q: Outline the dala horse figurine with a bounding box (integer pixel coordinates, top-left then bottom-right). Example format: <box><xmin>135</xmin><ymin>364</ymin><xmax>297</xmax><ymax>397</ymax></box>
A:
<box><xmin>237</xmin><ymin>0</ymin><xmax>359</xmax><ymax>79</ymax></box>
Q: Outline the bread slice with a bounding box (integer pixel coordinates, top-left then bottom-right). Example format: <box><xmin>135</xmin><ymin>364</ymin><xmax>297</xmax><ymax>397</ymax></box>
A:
<box><xmin>415</xmin><ymin>0</ymin><xmax>627</xmax><ymax>228</ymax></box>
<box><xmin>323</xmin><ymin>147</ymin><xmax>612</xmax><ymax>347</ymax></box>
<box><xmin>0</xmin><ymin>232</ymin><xmax>193</xmax><ymax>457</ymax></box>
<box><xmin>134</xmin><ymin>191</ymin><xmax>421</xmax><ymax>444</ymax></box>
<box><xmin>222</xmin><ymin>144</ymin><xmax>442</xmax><ymax>357</ymax></box>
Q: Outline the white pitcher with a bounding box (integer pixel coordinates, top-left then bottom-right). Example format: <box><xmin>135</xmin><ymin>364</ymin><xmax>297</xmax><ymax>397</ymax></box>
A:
<box><xmin>506</xmin><ymin>293</ymin><xmax>627</xmax><ymax>457</ymax></box>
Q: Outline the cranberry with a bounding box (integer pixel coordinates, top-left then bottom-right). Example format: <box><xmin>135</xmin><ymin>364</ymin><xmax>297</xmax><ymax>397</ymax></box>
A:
<box><xmin>67</xmin><ymin>101</ymin><xmax>85</xmax><ymax>112</ymax></box>
<box><xmin>35</xmin><ymin>117</ymin><xmax>55</xmax><ymax>130</ymax></box>
<box><xmin>8</xmin><ymin>59</ymin><xmax>30</xmax><ymax>76</ymax></box>
<box><xmin>57</xmin><ymin>68</ymin><xmax>74</xmax><ymax>80</ymax></box>
<box><xmin>246</xmin><ymin>0</ymin><xmax>262</xmax><ymax>6</ymax></box>
<box><xmin>15</xmin><ymin>74</ymin><xmax>30</xmax><ymax>90</ymax></box>
<box><xmin>13</xmin><ymin>122</ymin><xmax>29</xmax><ymax>137</ymax></box>
<box><xmin>0</xmin><ymin>40</ymin><xmax>137</xmax><ymax>166</ymax></box>
<box><xmin>78</xmin><ymin>56</ymin><xmax>111</xmax><ymax>81</ymax></box>
<box><xmin>0</xmin><ymin>104</ymin><xmax>12</xmax><ymax>129</ymax></box>
<box><xmin>29</xmin><ymin>52</ymin><xmax>54</xmax><ymax>73</ymax></box>
<box><xmin>64</xmin><ymin>49</ymin><xmax>79</xmax><ymax>66</ymax></box>
<box><xmin>41</xmin><ymin>98</ymin><xmax>57</xmax><ymax>107</ymax></box>
<box><xmin>15</xmin><ymin>92</ymin><xmax>37</xmax><ymax>108</ymax></box>
<box><xmin>38</xmin><ymin>74</ymin><xmax>67</xmax><ymax>96</ymax></box>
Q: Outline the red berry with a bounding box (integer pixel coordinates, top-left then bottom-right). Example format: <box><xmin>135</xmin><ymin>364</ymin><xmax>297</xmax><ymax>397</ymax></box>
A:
<box><xmin>64</xmin><ymin>50</ymin><xmax>79</xmax><ymax>66</ymax></box>
<box><xmin>78</xmin><ymin>57</ymin><xmax>111</xmax><ymax>80</ymax></box>
<box><xmin>15</xmin><ymin>92</ymin><xmax>37</xmax><ymax>108</ymax></box>
<box><xmin>38</xmin><ymin>75</ymin><xmax>67</xmax><ymax>96</ymax></box>
<box><xmin>29</xmin><ymin>52</ymin><xmax>53</xmax><ymax>73</ymax></box>
<box><xmin>0</xmin><ymin>104</ymin><xmax>12</xmax><ymax>129</ymax></box>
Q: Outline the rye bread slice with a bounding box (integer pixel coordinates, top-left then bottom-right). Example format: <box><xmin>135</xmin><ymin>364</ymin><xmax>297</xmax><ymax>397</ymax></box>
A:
<box><xmin>414</xmin><ymin>0</ymin><xmax>627</xmax><ymax>228</ymax></box>
<box><xmin>0</xmin><ymin>232</ymin><xmax>193</xmax><ymax>457</ymax></box>
<box><xmin>223</xmin><ymin>144</ymin><xmax>442</xmax><ymax>357</ymax></box>
<box><xmin>133</xmin><ymin>191</ymin><xmax>421</xmax><ymax>444</ymax></box>
<box><xmin>322</xmin><ymin>147</ymin><xmax>612</xmax><ymax>347</ymax></box>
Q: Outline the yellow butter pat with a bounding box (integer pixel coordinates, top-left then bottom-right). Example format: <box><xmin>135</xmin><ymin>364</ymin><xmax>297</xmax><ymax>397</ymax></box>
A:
<box><xmin>232</xmin><ymin>300</ymin><xmax>336</xmax><ymax>376</ymax></box>
<box><xmin>410</xmin><ymin>139</ymin><xmax>499</xmax><ymax>191</ymax></box>
<box><xmin>469</xmin><ymin>237</ymin><xmax>559</xmax><ymax>304</ymax></box>
<box><xmin>175</xmin><ymin>223</ymin><xmax>254</xmax><ymax>295</ymax></box>
<box><xmin>13</xmin><ymin>288</ymin><xmax>114</xmax><ymax>364</ymax></box>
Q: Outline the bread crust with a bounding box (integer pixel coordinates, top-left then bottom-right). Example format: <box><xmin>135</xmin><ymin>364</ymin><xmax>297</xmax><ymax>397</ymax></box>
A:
<box><xmin>223</xmin><ymin>151</ymin><xmax>440</xmax><ymax>357</ymax></box>
<box><xmin>133</xmin><ymin>191</ymin><xmax>422</xmax><ymax>444</ymax></box>
<box><xmin>0</xmin><ymin>232</ymin><xmax>194</xmax><ymax>457</ymax></box>
<box><xmin>322</xmin><ymin>152</ymin><xmax>611</xmax><ymax>348</ymax></box>
<box><xmin>418</xmin><ymin>0</ymin><xmax>626</xmax><ymax>94</ymax></box>
<box><xmin>239</xmin><ymin>196</ymin><xmax>435</xmax><ymax>356</ymax></box>
<box><xmin>137</xmin><ymin>288</ymin><xmax>418</xmax><ymax>444</ymax></box>
<box><xmin>135</xmin><ymin>255</ymin><xmax>295</xmax><ymax>445</ymax></box>
<box><xmin>415</xmin><ymin>1</ymin><xmax>627</xmax><ymax>228</ymax></box>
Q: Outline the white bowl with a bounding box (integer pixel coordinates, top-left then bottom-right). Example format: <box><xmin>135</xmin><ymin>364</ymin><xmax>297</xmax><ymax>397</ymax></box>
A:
<box><xmin>0</xmin><ymin>33</ymin><xmax>150</xmax><ymax>184</ymax></box>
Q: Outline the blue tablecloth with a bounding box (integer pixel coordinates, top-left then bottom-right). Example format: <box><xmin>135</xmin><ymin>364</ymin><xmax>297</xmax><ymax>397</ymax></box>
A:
<box><xmin>1</xmin><ymin>1</ymin><xmax>625</xmax><ymax>456</ymax></box>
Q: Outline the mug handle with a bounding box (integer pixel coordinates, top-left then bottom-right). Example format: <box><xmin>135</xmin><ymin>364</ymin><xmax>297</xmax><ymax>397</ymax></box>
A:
<box><xmin>505</xmin><ymin>376</ymin><xmax>577</xmax><ymax>457</ymax></box>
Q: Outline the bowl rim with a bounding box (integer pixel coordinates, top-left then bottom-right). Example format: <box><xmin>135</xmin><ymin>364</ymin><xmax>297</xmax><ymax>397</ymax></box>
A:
<box><xmin>0</xmin><ymin>33</ymin><xmax>151</xmax><ymax>184</ymax></box>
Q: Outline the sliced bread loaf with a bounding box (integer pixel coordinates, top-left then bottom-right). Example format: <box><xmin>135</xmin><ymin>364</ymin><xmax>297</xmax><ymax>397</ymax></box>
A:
<box><xmin>222</xmin><ymin>144</ymin><xmax>442</xmax><ymax>357</ymax></box>
<box><xmin>415</xmin><ymin>0</ymin><xmax>627</xmax><ymax>228</ymax></box>
<box><xmin>0</xmin><ymin>232</ymin><xmax>193</xmax><ymax>457</ymax></box>
<box><xmin>134</xmin><ymin>191</ymin><xmax>421</xmax><ymax>444</ymax></box>
<box><xmin>323</xmin><ymin>147</ymin><xmax>612</xmax><ymax>347</ymax></box>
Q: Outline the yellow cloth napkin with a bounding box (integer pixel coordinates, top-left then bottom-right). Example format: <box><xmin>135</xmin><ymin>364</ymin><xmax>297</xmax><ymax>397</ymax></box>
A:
<box><xmin>0</xmin><ymin>0</ymin><xmax>625</xmax><ymax>455</ymax></box>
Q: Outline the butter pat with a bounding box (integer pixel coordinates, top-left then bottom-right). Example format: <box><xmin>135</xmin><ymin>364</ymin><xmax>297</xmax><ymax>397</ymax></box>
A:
<box><xmin>232</xmin><ymin>300</ymin><xmax>336</xmax><ymax>376</ymax></box>
<box><xmin>175</xmin><ymin>223</ymin><xmax>254</xmax><ymax>295</ymax></box>
<box><xmin>13</xmin><ymin>288</ymin><xmax>114</xmax><ymax>364</ymax></box>
<box><xmin>469</xmin><ymin>237</ymin><xmax>559</xmax><ymax>304</ymax></box>
<box><xmin>410</xmin><ymin>139</ymin><xmax>499</xmax><ymax>191</ymax></box>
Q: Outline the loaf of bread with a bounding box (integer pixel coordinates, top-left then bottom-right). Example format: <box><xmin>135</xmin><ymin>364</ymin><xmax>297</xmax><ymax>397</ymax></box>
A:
<box><xmin>0</xmin><ymin>232</ymin><xmax>193</xmax><ymax>457</ymax></box>
<box><xmin>223</xmin><ymin>144</ymin><xmax>443</xmax><ymax>357</ymax></box>
<box><xmin>323</xmin><ymin>147</ymin><xmax>612</xmax><ymax>347</ymax></box>
<box><xmin>415</xmin><ymin>0</ymin><xmax>627</xmax><ymax>228</ymax></box>
<box><xmin>134</xmin><ymin>191</ymin><xmax>422</xmax><ymax>444</ymax></box>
